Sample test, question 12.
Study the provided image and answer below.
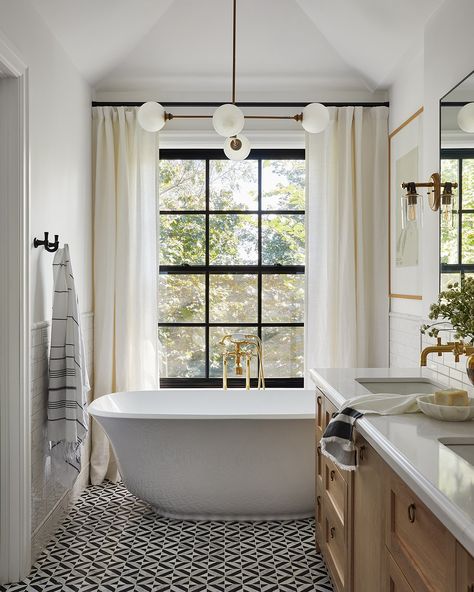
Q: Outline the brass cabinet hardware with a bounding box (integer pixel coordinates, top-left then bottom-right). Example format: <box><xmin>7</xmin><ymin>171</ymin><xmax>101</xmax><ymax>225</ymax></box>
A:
<box><xmin>330</xmin><ymin>527</ymin><xmax>336</xmax><ymax>539</ymax></box>
<box><xmin>408</xmin><ymin>503</ymin><xmax>416</xmax><ymax>523</ymax></box>
<box><xmin>330</xmin><ymin>470</ymin><xmax>336</xmax><ymax>482</ymax></box>
<box><xmin>317</xmin><ymin>445</ymin><xmax>321</xmax><ymax>453</ymax></box>
<box><xmin>317</xmin><ymin>395</ymin><xmax>322</xmax><ymax>405</ymax></box>
<box><xmin>316</xmin><ymin>495</ymin><xmax>321</xmax><ymax>507</ymax></box>
<box><xmin>358</xmin><ymin>445</ymin><xmax>366</xmax><ymax>462</ymax></box>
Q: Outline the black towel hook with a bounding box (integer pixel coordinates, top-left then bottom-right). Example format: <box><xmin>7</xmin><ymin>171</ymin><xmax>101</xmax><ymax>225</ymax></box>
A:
<box><xmin>33</xmin><ymin>232</ymin><xmax>59</xmax><ymax>253</ymax></box>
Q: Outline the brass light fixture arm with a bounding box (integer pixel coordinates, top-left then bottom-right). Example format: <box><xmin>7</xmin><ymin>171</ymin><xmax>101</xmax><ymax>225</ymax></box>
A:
<box><xmin>164</xmin><ymin>112</ymin><xmax>304</xmax><ymax>122</ymax></box>
<box><xmin>401</xmin><ymin>172</ymin><xmax>458</xmax><ymax>212</ymax></box>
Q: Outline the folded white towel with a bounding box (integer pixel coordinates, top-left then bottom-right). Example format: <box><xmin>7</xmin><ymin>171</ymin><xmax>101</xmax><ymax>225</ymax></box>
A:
<box><xmin>321</xmin><ymin>392</ymin><xmax>421</xmax><ymax>471</ymax></box>
<box><xmin>47</xmin><ymin>245</ymin><xmax>90</xmax><ymax>486</ymax></box>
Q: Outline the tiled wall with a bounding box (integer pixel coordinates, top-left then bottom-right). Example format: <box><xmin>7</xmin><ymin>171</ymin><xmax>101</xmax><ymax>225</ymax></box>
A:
<box><xmin>30</xmin><ymin>312</ymin><xmax>93</xmax><ymax>561</ymax></box>
<box><xmin>390</xmin><ymin>312</ymin><xmax>474</xmax><ymax>390</ymax></box>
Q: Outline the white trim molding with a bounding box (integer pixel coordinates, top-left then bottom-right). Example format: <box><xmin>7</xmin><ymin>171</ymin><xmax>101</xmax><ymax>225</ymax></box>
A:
<box><xmin>0</xmin><ymin>35</ymin><xmax>30</xmax><ymax>585</ymax></box>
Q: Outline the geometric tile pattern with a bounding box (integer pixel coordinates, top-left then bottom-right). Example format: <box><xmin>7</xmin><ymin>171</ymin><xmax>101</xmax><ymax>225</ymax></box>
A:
<box><xmin>1</xmin><ymin>481</ymin><xmax>333</xmax><ymax>592</ymax></box>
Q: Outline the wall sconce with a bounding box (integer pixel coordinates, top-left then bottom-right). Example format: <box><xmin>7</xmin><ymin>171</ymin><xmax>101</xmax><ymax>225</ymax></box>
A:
<box><xmin>401</xmin><ymin>173</ymin><xmax>457</xmax><ymax>224</ymax></box>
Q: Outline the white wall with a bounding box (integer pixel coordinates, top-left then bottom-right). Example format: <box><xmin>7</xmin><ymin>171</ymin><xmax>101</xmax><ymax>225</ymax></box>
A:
<box><xmin>0</xmin><ymin>0</ymin><xmax>93</xmax><ymax>562</ymax></box>
<box><xmin>0</xmin><ymin>0</ymin><xmax>93</xmax><ymax>322</ymax></box>
<box><xmin>388</xmin><ymin>0</ymin><xmax>474</xmax><ymax>366</ymax></box>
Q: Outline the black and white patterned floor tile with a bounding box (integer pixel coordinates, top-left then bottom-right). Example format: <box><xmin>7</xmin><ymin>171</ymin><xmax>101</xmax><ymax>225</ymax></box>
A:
<box><xmin>1</xmin><ymin>482</ymin><xmax>333</xmax><ymax>592</ymax></box>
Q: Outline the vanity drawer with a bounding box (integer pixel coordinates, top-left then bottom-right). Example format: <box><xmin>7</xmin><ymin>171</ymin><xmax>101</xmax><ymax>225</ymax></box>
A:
<box><xmin>323</xmin><ymin>498</ymin><xmax>346</xmax><ymax>592</ymax></box>
<box><xmin>386</xmin><ymin>471</ymin><xmax>456</xmax><ymax>592</ymax></box>
<box><xmin>324</xmin><ymin>457</ymin><xmax>346</xmax><ymax>524</ymax></box>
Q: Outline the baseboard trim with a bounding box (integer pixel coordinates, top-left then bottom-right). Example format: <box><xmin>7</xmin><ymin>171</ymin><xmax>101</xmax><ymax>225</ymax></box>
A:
<box><xmin>31</xmin><ymin>463</ymin><xmax>89</xmax><ymax>564</ymax></box>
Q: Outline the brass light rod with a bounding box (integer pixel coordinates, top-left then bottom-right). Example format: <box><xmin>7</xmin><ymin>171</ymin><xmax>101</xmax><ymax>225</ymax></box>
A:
<box><xmin>165</xmin><ymin>113</ymin><xmax>303</xmax><ymax>121</ymax></box>
<box><xmin>232</xmin><ymin>0</ymin><xmax>237</xmax><ymax>104</ymax></box>
<box><xmin>401</xmin><ymin>172</ymin><xmax>458</xmax><ymax>212</ymax></box>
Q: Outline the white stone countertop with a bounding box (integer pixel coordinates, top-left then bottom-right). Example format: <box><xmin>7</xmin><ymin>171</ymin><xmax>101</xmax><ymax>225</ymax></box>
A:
<box><xmin>310</xmin><ymin>367</ymin><xmax>474</xmax><ymax>556</ymax></box>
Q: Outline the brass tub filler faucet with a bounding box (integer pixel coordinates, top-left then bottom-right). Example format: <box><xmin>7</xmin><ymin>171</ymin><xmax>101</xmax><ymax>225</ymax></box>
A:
<box><xmin>219</xmin><ymin>334</ymin><xmax>265</xmax><ymax>390</ymax></box>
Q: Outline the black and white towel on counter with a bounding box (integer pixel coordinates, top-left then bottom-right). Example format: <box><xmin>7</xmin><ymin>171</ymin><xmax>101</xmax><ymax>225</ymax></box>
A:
<box><xmin>320</xmin><ymin>393</ymin><xmax>421</xmax><ymax>471</ymax></box>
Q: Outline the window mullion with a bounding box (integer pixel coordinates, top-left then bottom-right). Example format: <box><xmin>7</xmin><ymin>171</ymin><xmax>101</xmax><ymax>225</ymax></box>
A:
<box><xmin>258</xmin><ymin>159</ymin><xmax>263</xmax><ymax>343</ymax></box>
<box><xmin>205</xmin><ymin>159</ymin><xmax>210</xmax><ymax>379</ymax></box>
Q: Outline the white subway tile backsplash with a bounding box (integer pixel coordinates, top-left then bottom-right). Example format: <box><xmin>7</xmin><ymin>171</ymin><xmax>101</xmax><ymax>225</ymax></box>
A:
<box><xmin>390</xmin><ymin>312</ymin><xmax>473</xmax><ymax>391</ymax></box>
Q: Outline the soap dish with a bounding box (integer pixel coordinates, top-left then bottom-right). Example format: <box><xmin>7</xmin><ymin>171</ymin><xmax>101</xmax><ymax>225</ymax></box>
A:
<box><xmin>417</xmin><ymin>395</ymin><xmax>474</xmax><ymax>421</ymax></box>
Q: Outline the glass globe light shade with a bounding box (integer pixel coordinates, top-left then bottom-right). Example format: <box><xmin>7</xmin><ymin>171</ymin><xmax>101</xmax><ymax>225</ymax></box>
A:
<box><xmin>137</xmin><ymin>101</ymin><xmax>166</xmax><ymax>132</ymax></box>
<box><xmin>301</xmin><ymin>103</ymin><xmax>330</xmax><ymax>134</ymax></box>
<box><xmin>224</xmin><ymin>134</ymin><xmax>251</xmax><ymax>161</ymax></box>
<box><xmin>457</xmin><ymin>102</ymin><xmax>474</xmax><ymax>133</ymax></box>
<box><xmin>212</xmin><ymin>104</ymin><xmax>245</xmax><ymax>137</ymax></box>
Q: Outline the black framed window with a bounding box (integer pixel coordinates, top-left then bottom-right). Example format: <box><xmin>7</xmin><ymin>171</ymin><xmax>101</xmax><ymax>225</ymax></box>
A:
<box><xmin>440</xmin><ymin>149</ymin><xmax>474</xmax><ymax>289</ymax></box>
<box><xmin>158</xmin><ymin>149</ymin><xmax>305</xmax><ymax>388</ymax></box>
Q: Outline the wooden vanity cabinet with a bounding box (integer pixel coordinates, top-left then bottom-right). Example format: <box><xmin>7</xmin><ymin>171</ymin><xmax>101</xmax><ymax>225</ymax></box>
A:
<box><xmin>314</xmin><ymin>389</ymin><xmax>474</xmax><ymax>592</ymax></box>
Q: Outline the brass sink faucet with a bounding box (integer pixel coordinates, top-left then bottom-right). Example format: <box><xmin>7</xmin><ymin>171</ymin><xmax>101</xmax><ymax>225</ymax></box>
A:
<box><xmin>420</xmin><ymin>337</ymin><xmax>474</xmax><ymax>366</ymax></box>
<box><xmin>219</xmin><ymin>334</ymin><xmax>265</xmax><ymax>390</ymax></box>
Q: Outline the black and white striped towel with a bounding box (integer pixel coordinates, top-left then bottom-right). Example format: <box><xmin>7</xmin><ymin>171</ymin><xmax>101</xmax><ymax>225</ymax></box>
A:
<box><xmin>320</xmin><ymin>393</ymin><xmax>421</xmax><ymax>471</ymax></box>
<box><xmin>47</xmin><ymin>245</ymin><xmax>90</xmax><ymax>485</ymax></box>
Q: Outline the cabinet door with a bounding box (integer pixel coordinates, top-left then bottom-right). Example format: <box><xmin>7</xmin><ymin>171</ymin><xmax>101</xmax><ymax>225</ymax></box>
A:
<box><xmin>456</xmin><ymin>543</ymin><xmax>474</xmax><ymax>592</ymax></box>
<box><xmin>384</xmin><ymin>554</ymin><xmax>414</xmax><ymax>592</ymax></box>
<box><xmin>353</xmin><ymin>435</ymin><xmax>385</xmax><ymax>592</ymax></box>
<box><xmin>386</xmin><ymin>470</ymin><xmax>456</xmax><ymax>592</ymax></box>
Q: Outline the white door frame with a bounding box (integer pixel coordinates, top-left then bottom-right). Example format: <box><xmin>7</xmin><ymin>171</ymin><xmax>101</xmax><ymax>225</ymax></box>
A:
<box><xmin>0</xmin><ymin>32</ymin><xmax>31</xmax><ymax>585</ymax></box>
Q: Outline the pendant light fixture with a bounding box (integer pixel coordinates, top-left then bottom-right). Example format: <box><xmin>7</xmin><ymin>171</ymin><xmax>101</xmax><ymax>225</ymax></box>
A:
<box><xmin>137</xmin><ymin>0</ymin><xmax>330</xmax><ymax>158</ymax></box>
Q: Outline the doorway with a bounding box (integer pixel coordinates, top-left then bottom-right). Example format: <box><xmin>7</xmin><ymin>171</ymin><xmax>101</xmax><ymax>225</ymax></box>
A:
<box><xmin>0</xmin><ymin>38</ymin><xmax>30</xmax><ymax>585</ymax></box>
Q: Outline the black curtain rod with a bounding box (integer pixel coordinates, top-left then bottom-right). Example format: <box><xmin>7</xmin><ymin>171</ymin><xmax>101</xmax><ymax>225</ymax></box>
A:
<box><xmin>92</xmin><ymin>100</ymin><xmax>389</xmax><ymax>108</ymax></box>
<box><xmin>440</xmin><ymin>101</ymin><xmax>473</xmax><ymax>107</ymax></box>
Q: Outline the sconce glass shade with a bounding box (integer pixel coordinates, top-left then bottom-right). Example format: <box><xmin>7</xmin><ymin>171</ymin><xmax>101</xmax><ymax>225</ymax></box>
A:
<box><xmin>441</xmin><ymin>188</ymin><xmax>455</xmax><ymax>227</ymax></box>
<box><xmin>401</xmin><ymin>183</ymin><xmax>422</xmax><ymax>228</ymax></box>
<box><xmin>224</xmin><ymin>134</ymin><xmax>251</xmax><ymax>160</ymax></box>
<box><xmin>457</xmin><ymin>102</ymin><xmax>474</xmax><ymax>133</ymax></box>
<box><xmin>137</xmin><ymin>101</ymin><xmax>166</xmax><ymax>132</ymax></box>
<box><xmin>301</xmin><ymin>103</ymin><xmax>330</xmax><ymax>134</ymax></box>
<box><xmin>212</xmin><ymin>104</ymin><xmax>245</xmax><ymax>137</ymax></box>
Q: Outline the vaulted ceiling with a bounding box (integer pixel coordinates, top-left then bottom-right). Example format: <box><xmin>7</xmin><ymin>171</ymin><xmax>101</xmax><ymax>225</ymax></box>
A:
<box><xmin>31</xmin><ymin>0</ymin><xmax>443</xmax><ymax>100</ymax></box>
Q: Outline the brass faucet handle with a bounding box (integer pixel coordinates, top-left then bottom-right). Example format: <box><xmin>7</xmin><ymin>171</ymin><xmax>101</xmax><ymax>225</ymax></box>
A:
<box><xmin>453</xmin><ymin>341</ymin><xmax>465</xmax><ymax>362</ymax></box>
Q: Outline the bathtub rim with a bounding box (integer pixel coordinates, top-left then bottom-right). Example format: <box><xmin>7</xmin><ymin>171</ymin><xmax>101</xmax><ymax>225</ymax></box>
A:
<box><xmin>88</xmin><ymin>388</ymin><xmax>316</xmax><ymax>421</ymax></box>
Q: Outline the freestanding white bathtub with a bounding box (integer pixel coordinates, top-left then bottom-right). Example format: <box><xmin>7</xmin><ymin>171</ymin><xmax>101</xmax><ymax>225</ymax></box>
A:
<box><xmin>88</xmin><ymin>389</ymin><xmax>315</xmax><ymax>520</ymax></box>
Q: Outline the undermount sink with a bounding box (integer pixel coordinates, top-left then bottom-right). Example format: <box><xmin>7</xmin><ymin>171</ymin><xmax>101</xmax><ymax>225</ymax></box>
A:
<box><xmin>439</xmin><ymin>438</ymin><xmax>474</xmax><ymax>468</ymax></box>
<box><xmin>356</xmin><ymin>377</ymin><xmax>442</xmax><ymax>395</ymax></box>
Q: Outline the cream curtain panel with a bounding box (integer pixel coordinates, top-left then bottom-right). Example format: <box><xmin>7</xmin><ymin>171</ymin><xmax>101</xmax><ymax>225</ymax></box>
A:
<box><xmin>305</xmin><ymin>106</ymin><xmax>389</xmax><ymax>378</ymax></box>
<box><xmin>91</xmin><ymin>107</ymin><xmax>159</xmax><ymax>484</ymax></box>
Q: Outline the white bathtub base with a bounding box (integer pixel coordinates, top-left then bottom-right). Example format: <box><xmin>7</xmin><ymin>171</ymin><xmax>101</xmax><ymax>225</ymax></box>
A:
<box><xmin>89</xmin><ymin>389</ymin><xmax>315</xmax><ymax>521</ymax></box>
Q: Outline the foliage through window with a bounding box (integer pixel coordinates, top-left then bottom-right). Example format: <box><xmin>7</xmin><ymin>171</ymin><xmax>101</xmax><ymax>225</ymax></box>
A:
<box><xmin>440</xmin><ymin>150</ymin><xmax>474</xmax><ymax>290</ymax></box>
<box><xmin>158</xmin><ymin>149</ymin><xmax>305</xmax><ymax>388</ymax></box>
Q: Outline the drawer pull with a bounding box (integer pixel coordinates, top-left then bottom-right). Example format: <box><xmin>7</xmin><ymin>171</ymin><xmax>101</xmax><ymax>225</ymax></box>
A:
<box><xmin>316</xmin><ymin>495</ymin><xmax>321</xmax><ymax>507</ymax></box>
<box><xmin>317</xmin><ymin>395</ymin><xmax>322</xmax><ymax>405</ymax></box>
<box><xmin>330</xmin><ymin>526</ymin><xmax>336</xmax><ymax>539</ymax></box>
<box><xmin>317</xmin><ymin>445</ymin><xmax>321</xmax><ymax>454</ymax></box>
<box><xmin>408</xmin><ymin>503</ymin><xmax>416</xmax><ymax>523</ymax></box>
<box><xmin>358</xmin><ymin>445</ymin><xmax>366</xmax><ymax>462</ymax></box>
<box><xmin>330</xmin><ymin>470</ymin><xmax>336</xmax><ymax>482</ymax></box>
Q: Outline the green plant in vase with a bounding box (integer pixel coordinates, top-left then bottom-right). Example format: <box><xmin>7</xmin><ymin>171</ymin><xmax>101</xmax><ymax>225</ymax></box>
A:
<box><xmin>421</xmin><ymin>277</ymin><xmax>474</xmax><ymax>385</ymax></box>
